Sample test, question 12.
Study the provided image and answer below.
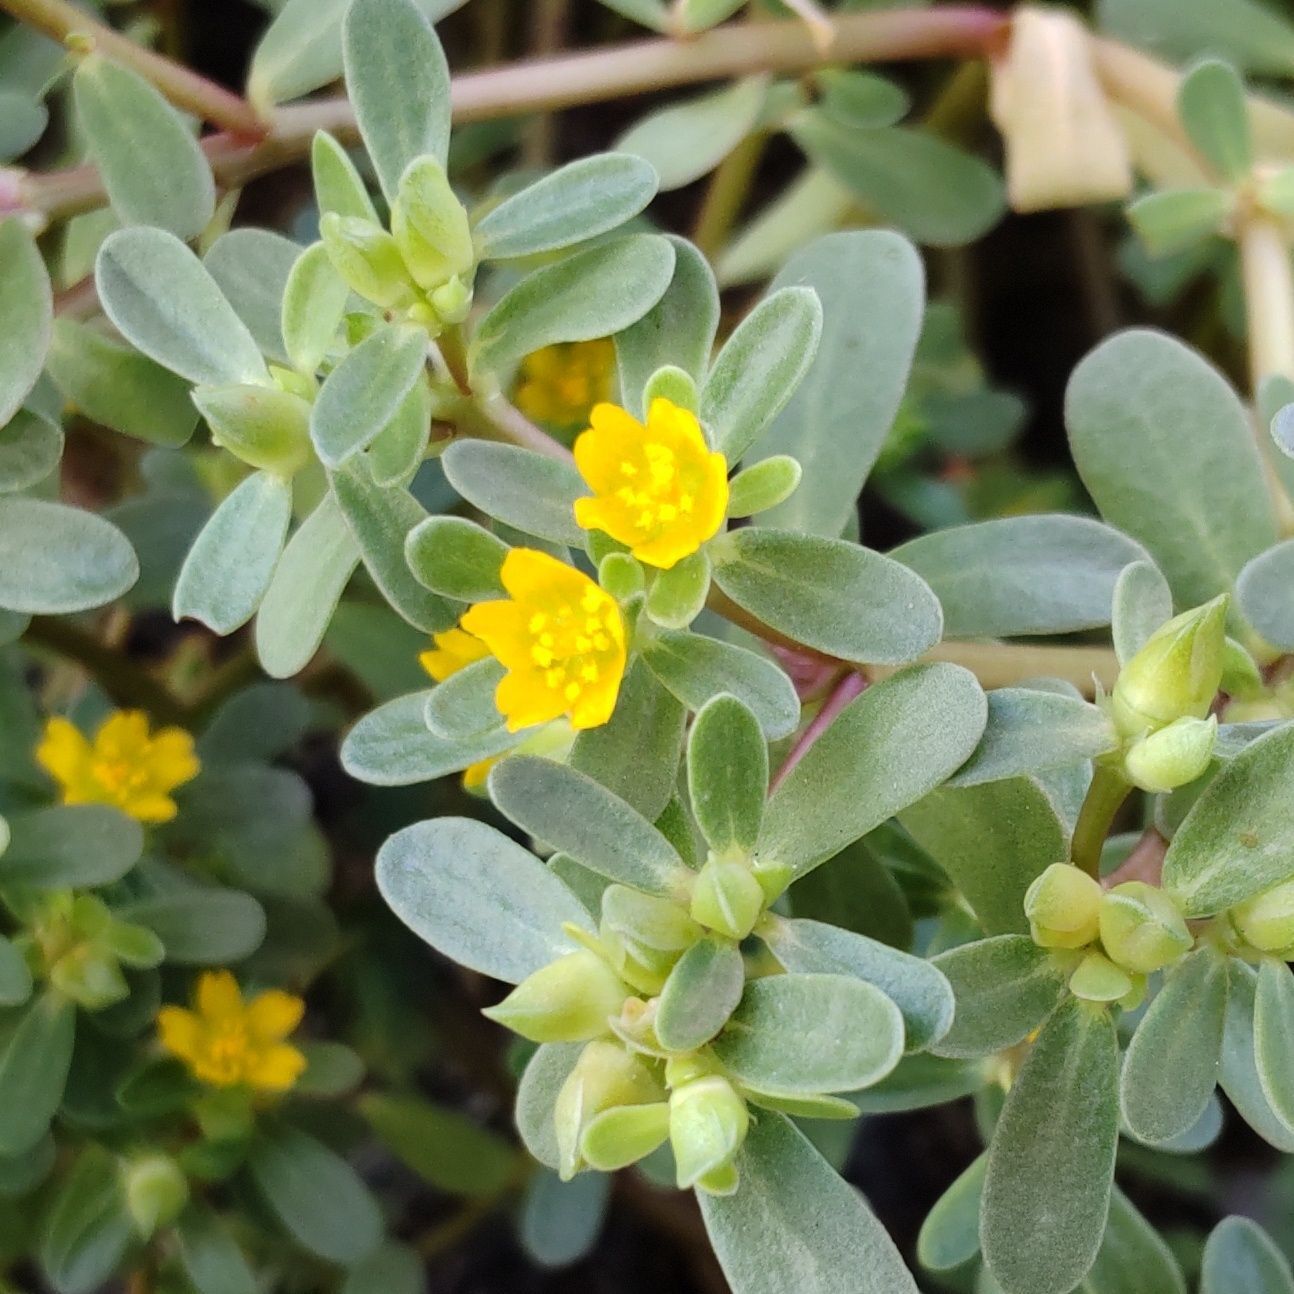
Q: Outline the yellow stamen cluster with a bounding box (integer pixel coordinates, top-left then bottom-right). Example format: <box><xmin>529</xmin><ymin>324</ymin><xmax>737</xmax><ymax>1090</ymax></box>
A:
<box><xmin>36</xmin><ymin>711</ymin><xmax>200</xmax><ymax>824</ymax></box>
<box><xmin>574</xmin><ymin>398</ymin><xmax>729</xmax><ymax>569</ymax></box>
<box><xmin>514</xmin><ymin>339</ymin><xmax>615</xmax><ymax>427</ymax></box>
<box><xmin>157</xmin><ymin>970</ymin><xmax>306</xmax><ymax>1092</ymax></box>
<box><xmin>462</xmin><ymin>549</ymin><xmax>627</xmax><ymax>731</ymax></box>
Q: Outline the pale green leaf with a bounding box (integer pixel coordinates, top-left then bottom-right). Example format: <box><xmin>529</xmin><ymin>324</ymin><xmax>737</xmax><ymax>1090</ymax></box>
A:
<box><xmin>687</xmin><ymin>694</ymin><xmax>766</xmax><ymax>856</ymax></box>
<box><xmin>440</xmin><ymin>440</ymin><xmax>585</xmax><ymax>546</ymax></box>
<box><xmin>203</xmin><ymin>229</ymin><xmax>302</xmax><ymax>368</ymax></box>
<box><xmin>1254</xmin><ymin>957</ymin><xmax>1294</xmax><ymax>1134</ymax></box>
<box><xmin>0</xmin><ymin>993</ymin><xmax>75</xmax><ymax>1156</ymax></box>
<box><xmin>0</xmin><ymin>410</ymin><xmax>61</xmax><ymax>494</ymax></box>
<box><xmin>1</xmin><ymin>804</ymin><xmax>143</xmax><ymax>889</ymax></box>
<box><xmin>0</xmin><ymin>218</ymin><xmax>52</xmax><ymax>427</ymax></box>
<box><xmin>918</xmin><ymin>1154</ymin><xmax>986</xmax><ymax>1272</ymax></box>
<box><xmin>1222</xmin><ymin>957</ymin><xmax>1294</xmax><ymax>1150</ymax></box>
<box><xmin>1238</xmin><ymin>539</ymin><xmax>1294</xmax><ymax>649</ymax></box>
<box><xmin>1112</xmin><ymin>559</ymin><xmax>1173</xmax><ymax>665</ymax></box>
<box><xmin>281</xmin><ymin>242</ymin><xmax>349</xmax><ymax>374</ymax></box>
<box><xmin>1177</xmin><ymin>59</ymin><xmax>1253</xmax><ymax>182</ymax></box>
<box><xmin>1201</xmin><ymin>1217</ymin><xmax>1294</xmax><ymax>1294</ymax></box>
<box><xmin>656</xmin><ymin>937</ymin><xmax>746</xmax><ymax>1052</ymax></box>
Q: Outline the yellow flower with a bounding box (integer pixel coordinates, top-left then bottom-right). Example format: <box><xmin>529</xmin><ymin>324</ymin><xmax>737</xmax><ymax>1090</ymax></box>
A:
<box><xmin>463</xmin><ymin>755</ymin><xmax>502</xmax><ymax>790</ymax></box>
<box><xmin>573</xmin><ymin>398</ymin><xmax>729</xmax><ymax>569</ymax></box>
<box><xmin>157</xmin><ymin>970</ymin><xmax>306</xmax><ymax>1092</ymax></box>
<box><xmin>419</xmin><ymin>626</ymin><xmax>489</xmax><ymax>682</ymax></box>
<box><xmin>514</xmin><ymin>339</ymin><xmax>615</xmax><ymax>427</ymax></box>
<box><xmin>36</xmin><ymin>711</ymin><xmax>200</xmax><ymax>824</ymax></box>
<box><xmin>461</xmin><ymin>549</ymin><xmax>627</xmax><ymax>732</ymax></box>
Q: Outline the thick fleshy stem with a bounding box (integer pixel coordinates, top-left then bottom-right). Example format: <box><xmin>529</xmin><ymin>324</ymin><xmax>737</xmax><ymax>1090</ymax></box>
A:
<box><xmin>1070</xmin><ymin>763</ymin><xmax>1132</xmax><ymax>880</ymax></box>
<box><xmin>770</xmin><ymin>669</ymin><xmax>867</xmax><ymax>791</ymax></box>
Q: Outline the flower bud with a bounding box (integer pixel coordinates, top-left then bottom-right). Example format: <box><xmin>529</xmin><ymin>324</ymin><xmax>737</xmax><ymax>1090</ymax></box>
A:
<box><xmin>1099</xmin><ymin>881</ymin><xmax>1192</xmax><ymax>973</ymax></box>
<box><xmin>193</xmin><ymin>384</ymin><xmax>313</xmax><ymax>476</ymax></box>
<box><xmin>48</xmin><ymin>945</ymin><xmax>127</xmax><ymax>1009</ymax></box>
<box><xmin>1111</xmin><ymin>595</ymin><xmax>1228</xmax><ymax>737</ymax></box>
<box><xmin>1122</xmin><ymin>714</ymin><xmax>1217</xmax><ymax>792</ymax></box>
<box><xmin>669</xmin><ymin>1074</ymin><xmax>749</xmax><ymax>1193</ymax></box>
<box><xmin>481</xmin><ymin>950</ymin><xmax>629</xmax><ymax>1043</ymax></box>
<box><xmin>429</xmin><ymin>275</ymin><xmax>473</xmax><ymax>326</ymax></box>
<box><xmin>580</xmin><ymin>1101</ymin><xmax>672</xmax><ymax>1171</ymax></box>
<box><xmin>554</xmin><ymin>1040</ymin><xmax>664</xmax><ymax>1179</ymax></box>
<box><xmin>1221</xmin><ymin>636</ymin><xmax>1265</xmax><ymax>701</ymax></box>
<box><xmin>1068</xmin><ymin>949</ymin><xmax>1135</xmax><ymax>1004</ymax></box>
<box><xmin>1231</xmin><ymin>879</ymin><xmax>1294</xmax><ymax>953</ymax></box>
<box><xmin>320</xmin><ymin>213</ymin><xmax>416</xmax><ymax>308</ymax></box>
<box><xmin>1024</xmin><ymin>863</ymin><xmax>1103</xmax><ymax>949</ymax></box>
<box><xmin>988</xmin><ymin>7</ymin><xmax>1132</xmax><ymax>213</ymax></box>
<box><xmin>125</xmin><ymin>1153</ymin><xmax>189</xmax><ymax>1237</ymax></box>
<box><xmin>391</xmin><ymin>157</ymin><xmax>475</xmax><ymax>291</ymax></box>
<box><xmin>599</xmin><ymin>886</ymin><xmax>703</xmax><ymax>995</ymax></box>
<box><xmin>690</xmin><ymin>856</ymin><xmax>765</xmax><ymax>941</ymax></box>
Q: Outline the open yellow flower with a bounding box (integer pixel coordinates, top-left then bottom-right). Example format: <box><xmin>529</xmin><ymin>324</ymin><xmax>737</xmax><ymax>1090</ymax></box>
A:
<box><xmin>36</xmin><ymin>711</ymin><xmax>200</xmax><ymax>824</ymax></box>
<box><xmin>514</xmin><ymin>339</ymin><xmax>615</xmax><ymax>427</ymax></box>
<box><xmin>419</xmin><ymin>626</ymin><xmax>489</xmax><ymax>683</ymax></box>
<box><xmin>573</xmin><ymin>398</ymin><xmax>729</xmax><ymax>569</ymax></box>
<box><xmin>157</xmin><ymin>970</ymin><xmax>306</xmax><ymax>1092</ymax></box>
<box><xmin>461</xmin><ymin>549</ymin><xmax>627</xmax><ymax>731</ymax></box>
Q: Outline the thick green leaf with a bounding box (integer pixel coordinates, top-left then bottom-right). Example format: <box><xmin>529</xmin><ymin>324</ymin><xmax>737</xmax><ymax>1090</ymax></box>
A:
<box><xmin>471</xmin><ymin>234</ymin><xmax>675</xmax><ymax>378</ymax></box>
<box><xmin>1</xmin><ymin>805</ymin><xmax>143</xmax><ymax>889</ymax></box>
<box><xmin>114</xmin><ymin>887</ymin><xmax>266</xmax><ymax>965</ymax></box>
<box><xmin>312</xmin><ymin>324</ymin><xmax>427</xmax><ymax>467</ymax></box>
<box><xmin>763</xmin><ymin>916</ymin><xmax>953</xmax><ymax>1053</ymax></box>
<box><xmin>173</xmin><ymin>471</ymin><xmax>291</xmax><ymax>634</ymax></box>
<box><xmin>204</xmin><ymin>229</ymin><xmax>300</xmax><ymax>367</ymax></box>
<box><xmin>342</xmin><ymin>1244</ymin><xmax>425</xmax><ymax>1294</ymax></box>
<box><xmin>1066</xmin><ymin>329</ymin><xmax>1276</xmax><ymax>606</ymax></box>
<box><xmin>687</xmin><ymin>694</ymin><xmax>766</xmax><ymax>856</ymax></box>
<box><xmin>0</xmin><ymin>218</ymin><xmax>52</xmax><ymax>427</ymax></box>
<box><xmin>1127</xmin><ymin>188</ymin><xmax>1230</xmax><ymax>257</ymax></box>
<box><xmin>1177</xmin><ymin>59</ymin><xmax>1252</xmax><ymax>182</ymax></box>
<box><xmin>0</xmin><ymin>410</ymin><xmax>61</xmax><ymax>493</ymax></box>
<box><xmin>175</xmin><ymin>1206</ymin><xmax>259</xmax><ymax>1294</ymax></box>
<box><xmin>516</xmin><ymin>1042</ymin><xmax>583</xmax><ymax>1172</ymax></box>
<box><xmin>701</xmin><ymin>287</ymin><xmax>822</xmax><ymax>464</ymax></box>
<box><xmin>255</xmin><ymin>492</ymin><xmax>359</xmax><ymax>678</ymax></box>
<box><xmin>641</xmin><ymin>629</ymin><xmax>799</xmax><ymax>740</ymax></box>
<box><xmin>1238</xmin><ymin>539</ymin><xmax>1294</xmax><ymax>650</ymax></box>
<box><xmin>759</xmin><ymin>663</ymin><xmax>986</xmax><ymax>877</ymax></box>
<box><xmin>656</xmin><ymin>937</ymin><xmax>746</xmax><ymax>1052</ymax></box>
<box><xmin>424</xmin><ymin>657</ymin><xmax>505</xmax><ymax>738</ymax></box>
<box><xmin>1112</xmin><ymin>559</ymin><xmax>1174</xmax><ymax>665</ymax></box>
<box><xmin>97</xmin><ymin>228</ymin><xmax>268</xmax><ymax>388</ymax></box>
<box><xmin>615</xmin><ymin>77</ymin><xmax>766</xmax><ymax>191</ymax></box>
<box><xmin>0</xmin><ymin>497</ymin><xmax>138</xmax><ymax>614</ymax></box>
<box><xmin>489</xmin><ymin>756</ymin><xmax>689</xmax><ymax>897</ymax></box>
<box><xmin>1201</xmin><ymin>1217</ymin><xmax>1294</xmax><ymax>1294</ymax></box>
<box><xmin>789</xmin><ymin>836</ymin><xmax>913</xmax><ymax>950</ymax></box>
<box><xmin>0</xmin><ymin>993</ymin><xmax>75</xmax><ymax>1155</ymax></box>
<box><xmin>1082</xmin><ymin>1187</ymin><xmax>1187</xmax><ymax>1294</ymax></box>
<box><xmin>981</xmin><ymin>999</ymin><xmax>1119</xmax><ymax>1294</ymax></box>
<box><xmin>1222</xmin><ymin>958</ymin><xmax>1294</xmax><ymax>1150</ymax></box>
<box><xmin>615</xmin><ymin>237</ymin><xmax>719</xmax><ymax>414</ymax></box>
<box><xmin>747</xmin><ymin>230</ymin><xmax>923</xmax><ymax>536</ymax></box>
<box><xmin>712</xmin><ymin>972</ymin><xmax>903</xmax><ymax>1094</ymax></box>
<box><xmin>73</xmin><ymin>54</ymin><xmax>214</xmax><ymax>240</ymax></box>
<box><xmin>520</xmin><ymin>1169</ymin><xmax>611</xmax><ymax>1270</ymax></box>
<box><xmin>892</xmin><ymin>516</ymin><xmax>1150</xmax><ymax>638</ymax></box>
<box><xmin>247</xmin><ymin>1124</ymin><xmax>382</xmax><ymax>1265</ymax></box>
<box><xmin>1098</xmin><ymin>0</ymin><xmax>1294</xmax><ymax>76</ymax></box>
<box><xmin>377</xmin><ymin>816</ymin><xmax>588</xmax><ymax>982</ymax></box>
<box><xmin>38</xmin><ymin>1145</ymin><xmax>132</xmax><ymax>1294</ymax></box>
<box><xmin>475</xmin><ymin>154</ymin><xmax>658</xmax><ymax>259</ymax></box>
<box><xmin>440</xmin><ymin>440</ymin><xmax>585</xmax><ymax>546</ymax></box>
<box><xmin>712</xmin><ymin>528</ymin><xmax>942</xmax><ymax>665</ymax></box>
<box><xmin>931</xmin><ymin>935</ymin><xmax>1067</xmax><ymax>1058</ymax></box>
<box><xmin>790</xmin><ymin>111</ymin><xmax>1004</xmax><ymax>247</ymax></box>
<box><xmin>405</xmin><ymin>514</ymin><xmax>507</xmax><ymax>600</ymax></box>
<box><xmin>699</xmin><ymin>1114</ymin><xmax>920</xmax><ymax>1294</ymax></box>
<box><xmin>1122</xmin><ymin>948</ymin><xmax>1227</xmax><ymax>1143</ymax></box>
<box><xmin>281</xmin><ymin>241</ymin><xmax>350</xmax><ymax>374</ymax></box>
<box><xmin>918</xmin><ymin>1154</ymin><xmax>986</xmax><ymax>1272</ymax></box>
<box><xmin>1163</xmin><ymin>723</ymin><xmax>1294</xmax><ymax>915</ymax></box>
<box><xmin>342</xmin><ymin>0</ymin><xmax>451</xmax><ymax>197</ymax></box>
<box><xmin>901</xmin><ymin>778</ymin><xmax>1070</xmax><ymax>936</ymax></box>
<box><xmin>0</xmin><ymin>935</ymin><xmax>32</xmax><ymax>1007</ymax></box>
<box><xmin>1254</xmin><ymin>958</ymin><xmax>1294</xmax><ymax>1133</ymax></box>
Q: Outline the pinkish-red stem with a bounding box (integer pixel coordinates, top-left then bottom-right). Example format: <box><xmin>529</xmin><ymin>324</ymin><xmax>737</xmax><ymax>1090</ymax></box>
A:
<box><xmin>770</xmin><ymin>669</ymin><xmax>867</xmax><ymax>792</ymax></box>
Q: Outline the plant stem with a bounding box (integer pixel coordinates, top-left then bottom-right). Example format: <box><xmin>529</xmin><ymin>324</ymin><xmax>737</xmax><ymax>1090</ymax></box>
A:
<box><xmin>874</xmin><ymin>640</ymin><xmax>1120</xmax><ymax>696</ymax></box>
<box><xmin>1071</xmin><ymin>763</ymin><xmax>1132</xmax><ymax>879</ymax></box>
<box><xmin>770</xmin><ymin>669</ymin><xmax>866</xmax><ymax>790</ymax></box>
<box><xmin>0</xmin><ymin>0</ymin><xmax>265</xmax><ymax>136</ymax></box>
<box><xmin>13</xmin><ymin>6</ymin><xmax>1008</xmax><ymax>221</ymax></box>
<box><xmin>693</xmin><ymin>131</ymin><xmax>769</xmax><ymax>259</ymax></box>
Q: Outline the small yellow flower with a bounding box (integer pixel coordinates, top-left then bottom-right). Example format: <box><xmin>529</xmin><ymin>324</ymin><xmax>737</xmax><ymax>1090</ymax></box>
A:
<box><xmin>461</xmin><ymin>549</ymin><xmax>627</xmax><ymax>732</ymax></box>
<box><xmin>463</xmin><ymin>755</ymin><xmax>502</xmax><ymax>790</ymax></box>
<box><xmin>36</xmin><ymin>711</ymin><xmax>200</xmax><ymax>824</ymax></box>
<box><xmin>514</xmin><ymin>339</ymin><xmax>615</xmax><ymax>427</ymax></box>
<box><xmin>157</xmin><ymin>970</ymin><xmax>306</xmax><ymax>1092</ymax></box>
<box><xmin>419</xmin><ymin>626</ymin><xmax>489</xmax><ymax>682</ymax></box>
<box><xmin>573</xmin><ymin>398</ymin><xmax>729</xmax><ymax>569</ymax></box>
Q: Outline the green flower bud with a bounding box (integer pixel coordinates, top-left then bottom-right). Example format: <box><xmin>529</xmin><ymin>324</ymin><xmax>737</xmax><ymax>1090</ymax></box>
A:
<box><xmin>554</xmin><ymin>1040</ymin><xmax>664</xmax><ymax>1179</ymax></box>
<box><xmin>1099</xmin><ymin>881</ymin><xmax>1192</xmax><ymax>973</ymax></box>
<box><xmin>1023</xmin><ymin>862</ymin><xmax>1103</xmax><ymax>949</ymax></box>
<box><xmin>599</xmin><ymin>552</ymin><xmax>645</xmax><ymax>601</ymax></box>
<box><xmin>690</xmin><ymin>856</ymin><xmax>765</xmax><ymax>941</ymax></box>
<box><xmin>124</xmin><ymin>1153</ymin><xmax>189</xmax><ymax>1237</ymax></box>
<box><xmin>429</xmin><ymin>275</ymin><xmax>473</xmax><ymax>325</ymax></box>
<box><xmin>580</xmin><ymin>1101</ymin><xmax>672</xmax><ymax>1171</ymax></box>
<box><xmin>48</xmin><ymin>945</ymin><xmax>127</xmax><ymax>1009</ymax></box>
<box><xmin>1221</xmin><ymin>636</ymin><xmax>1265</xmax><ymax>701</ymax></box>
<box><xmin>608</xmin><ymin>995</ymin><xmax>664</xmax><ymax>1056</ymax></box>
<box><xmin>599</xmin><ymin>886</ymin><xmax>704</xmax><ymax>995</ymax></box>
<box><xmin>1231</xmin><ymin>879</ymin><xmax>1294</xmax><ymax>953</ymax></box>
<box><xmin>482</xmin><ymin>950</ymin><xmax>629</xmax><ymax>1042</ymax></box>
<box><xmin>320</xmin><ymin>213</ymin><xmax>417</xmax><ymax>308</ymax></box>
<box><xmin>726</xmin><ymin>456</ymin><xmax>803</xmax><ymax>519</ymax></box>
<box><xmin>1068</xmin><ymin>949</ymin><xmax>1134</xmax><ymax>1003</ymax></box>
<box><xmin>669</xmin><ymin>1074</ymin><xmax>749</xmax><ymax>1193</ymax></box>
<box><xmin>194</xmin><ymin>384</ymin><xmax>313</xmax><ymax>475</ymax></box>
<box><xmin>1111</xmin><ymin>595</ymin><xmax>1228</xmax><ymax>737</ymax></box>
<box><xmin>391</xmin><ymin>157</ymin><xmax>475</xmax><ymax>291</ymax></box>
<box><xmin>1122</xmin><ymin>714</ymin><xmax>1217</xmax><ymax>793</ymax></box>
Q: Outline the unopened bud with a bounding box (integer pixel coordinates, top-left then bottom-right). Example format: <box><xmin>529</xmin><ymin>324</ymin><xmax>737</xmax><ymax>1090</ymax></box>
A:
<box><xmin>600</xmin><ymin>886</ymin><xmax>703</xmax><ymax>995</ymax></box>
<box><xmin>320</xmin><ymin>213</ymin><xmax>416</xmax><ymax>308</ymax></box>
<box><xmin>1068</xmin><ymin>949</ymin><xmax>1135</xmax><ymax>1004</ymax></box>
<box><xmin>1231</xmin><ymin>879</ymin><xmax>1294</xmax><ymax>953</ymax></box>
<box><xmin>1099</xmin><ymin>881</ymin><xmax>1192</xmax><ymax>973</ymax></box>
<box><xmin>690</xmin><ymin>856</ymin><xmax>765</xmax><ymax>941</ymax></box>
<box><xmin>1123</xmin><ymin>714</ymin><xmax>1217</xmax><ymax>792</ymax></box>
<box><xmin>391</xmin><ymin>157</ymin><xmax>475</xmax><ymax>291</ymax></box>
<box><xmin>1111</xmin><ymin>595</ymin><xmax>1228</xmax><ymax>737</ymax></box>
<box><xmin>125</xmin><ymin>1154</ymin><xmax>189</xmax><ymax>1237</ymax></box>
<box><xmin>669</xmin><ymin>1074</ymin><xmax>749</xmax><ymax>1193</ymax></box>
<box><xmin>193</xmin><ymin>384</ymin><xmax>312</xmax><ymax>476</ymax></box>
<box><xmin>988</xmin><ymin>7</ymin><xmax>1132</xmax><ymax>213</ymax></box>
<box><xmin>580</xmin><ymin>1101</ymin><xmax>672</xmax><ymax>1172</ymax></box>
<box><xmin>49</xmin><ymin>945</ymin><xmax>127</xmax><ymax>1010</ymax></box>
<box><xmin>429</xmin><ymin>275</ymin><xmax>473</xmax><ymax>325</ymax></box>
<box><xmin>554</xmin><ymin>1040</ymin><xmax>664</xmax><ymax>1179</ymax></box>
<box><xmin>1221</xmin><ymin>637</ymin><xmax>1265</xmax><ymax>701</ymax></box>
<box><xmin>481</xmin><ymin>950</ymin><xmax>628</xmax><ymax>1042</ymax></box>
<box><xmin>1024</xmin><ymin>863</ymin><xmax>1103</xmax><ymax>949</ymax></box>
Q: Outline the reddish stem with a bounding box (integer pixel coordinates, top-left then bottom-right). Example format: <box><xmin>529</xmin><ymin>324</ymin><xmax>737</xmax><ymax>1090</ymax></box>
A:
<box><xmin>770</xmin><ymin>669</ymin><xmax>867</xmax><ymax>792</ymax></box>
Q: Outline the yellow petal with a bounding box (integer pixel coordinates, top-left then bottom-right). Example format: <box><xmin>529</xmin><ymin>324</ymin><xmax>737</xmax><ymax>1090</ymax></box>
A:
<box><xmin>246</xmin><ymin>1043</ymin><xmax>308</xmax><ymax>1092</ymax></box>
<box><xmin>121</xmin><ymin>792</ymin><xmax>179</xmax><ymax>824</ymax></box>
<box><xmin>156</xmin><ymin>1006</ymin><xmax>202</xmax><ymax>1063</ymax></box>
<box><xmin>196</xmin><ymin>970</ymin><xmax>244</xmax><ymax>1023</ymax></box>
<box><xmin>147</xmin><ymin>729</ymin><xmax>201</xmax><ymax>791</ymax></box>
<box><xmin>495</xmin><ymin>670</ymin><xmax>566</xmax><ymax>732</ymax></box>
<box><xmin>95</xmin><ymin>710</ymin><xmax>151</xmax><ymax>759</ymax></box>
<box><xmin>35</xmin><ymin>717</ymin><xmax>92</xmax><ymax>789</ymax></box>
<box><xmin>460</xmin><ymin>600</ymin><xmax>531</xmax><ymax>671</ymax></box>
<box><xmin>246</xmin><ymin>989</ymin><xmax>305</xmax><ymax>1043</ymax></box>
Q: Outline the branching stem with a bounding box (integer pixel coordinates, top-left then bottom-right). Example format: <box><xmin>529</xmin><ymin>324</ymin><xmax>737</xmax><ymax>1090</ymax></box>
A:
<box><xmin>1071</xmin><ymin>763</ymin><xmax>1132</xmax><ymax>879</ymax></box>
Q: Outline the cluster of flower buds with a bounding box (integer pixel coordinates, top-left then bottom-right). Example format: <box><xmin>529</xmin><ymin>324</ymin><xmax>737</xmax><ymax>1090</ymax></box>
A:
<box><xmin>1226</xmin><ymin>879</ymin><xmax>1294</xmax><ymax>959</ymax></box>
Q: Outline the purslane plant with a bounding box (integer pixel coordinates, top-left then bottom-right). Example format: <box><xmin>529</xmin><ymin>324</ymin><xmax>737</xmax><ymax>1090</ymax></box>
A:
<box><xmin>6</xmin><ymin>0</ymin><xmax>1294</xmax><ymax>1291</ymax></box>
